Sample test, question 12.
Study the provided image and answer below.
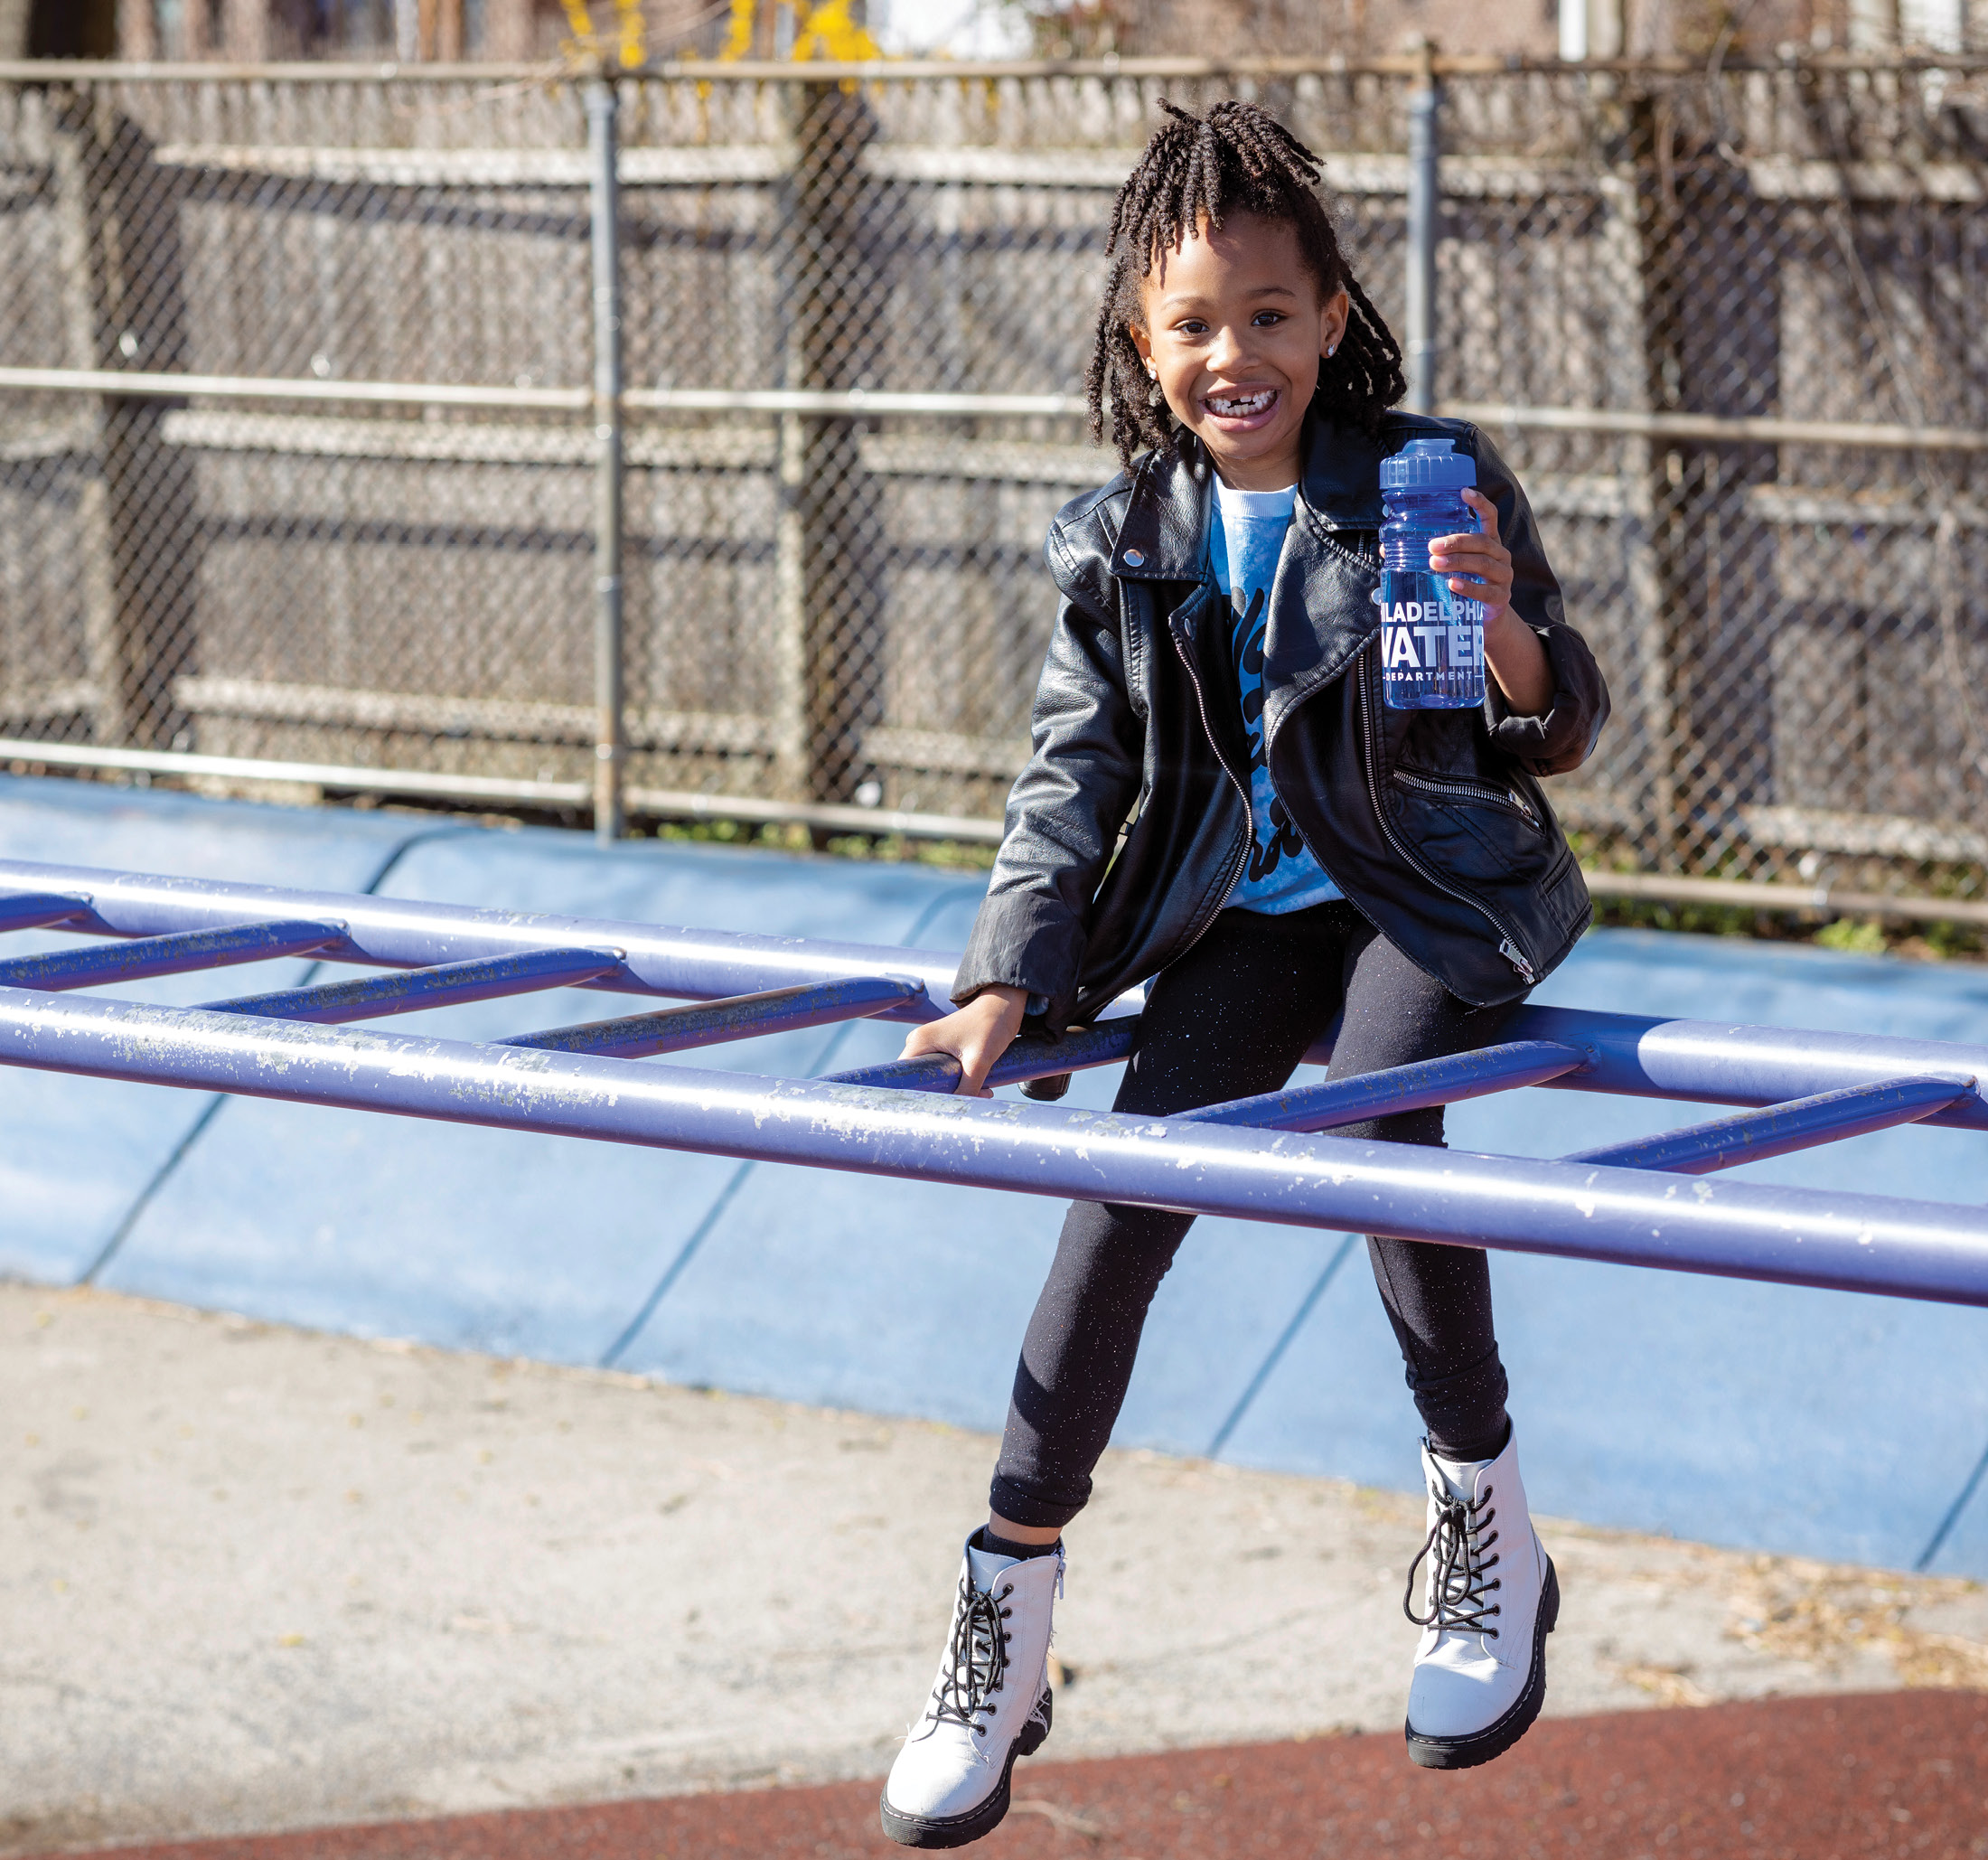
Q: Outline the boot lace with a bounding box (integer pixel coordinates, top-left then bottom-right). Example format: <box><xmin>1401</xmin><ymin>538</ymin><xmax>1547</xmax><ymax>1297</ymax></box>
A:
<box><xmin>1403</xmin><ymin>1480</ymin><xmax>1502</xmax><ymax>1637</ymax></box>
<box><xmin>915</xmin><ymin>1569</ymin><xmax>1013</xmax><ymax>1743</ymax></box>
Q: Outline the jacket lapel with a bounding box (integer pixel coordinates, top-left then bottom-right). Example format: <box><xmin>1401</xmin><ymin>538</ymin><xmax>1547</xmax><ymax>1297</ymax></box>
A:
<box><xmin>1298</xmin><ymin>414</ymin><xmax>1387</xmax><ymax>530</ymax></box>
<box><xmin>1109</xmin><ymin>444</ymin><xmax>1211</xmax><ymax>583</ymax></box>
<box><xmin>1262</xmin><ymin>416</ymin><xmax>1385</xmax><ymax>700</ymax></box>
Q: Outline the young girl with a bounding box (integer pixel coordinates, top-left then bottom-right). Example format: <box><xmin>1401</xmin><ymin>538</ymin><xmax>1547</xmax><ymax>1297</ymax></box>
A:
<box><xmin>879</xmin><ymin>100</ymin><xmax>1608</xmax><ymax>1847</ymax></box>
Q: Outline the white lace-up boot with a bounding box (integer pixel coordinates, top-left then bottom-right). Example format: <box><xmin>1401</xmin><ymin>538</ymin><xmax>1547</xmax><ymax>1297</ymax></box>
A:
<box><xmin>1403</xmin><ymin>1425</ymin><xmax>1558</xmax><ymax>1770</ymax></box>
<box><xmin>879</xmin><ymin>1532</ymin><xmax>1063</xmax><ymax>1848</ymax></box>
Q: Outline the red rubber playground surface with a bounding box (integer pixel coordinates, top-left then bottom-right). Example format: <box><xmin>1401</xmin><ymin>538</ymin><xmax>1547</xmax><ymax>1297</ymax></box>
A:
<box><xmin>44</xmin><ymin>1692</ymin><xmax>1988</xmax><ymax>1860</ymax></box>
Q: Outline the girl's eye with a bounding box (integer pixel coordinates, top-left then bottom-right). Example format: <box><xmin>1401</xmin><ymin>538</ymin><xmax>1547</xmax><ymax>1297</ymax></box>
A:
<box><xmin>1252</xmin><ymin>311</ymin><xmax>1286</xmax><ymax>327</ymax></box>
<box><xmin>1176</xmin><ymin>319</ymin><xmax>1209</xmax><ymax>335</ymax></box>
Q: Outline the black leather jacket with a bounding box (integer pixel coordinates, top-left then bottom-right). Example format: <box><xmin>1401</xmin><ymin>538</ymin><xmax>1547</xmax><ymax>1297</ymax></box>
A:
<box><xmin>953</xmin><ymin>409</ymin><xmax>1611</xmax><ymax>1029</ymax></box>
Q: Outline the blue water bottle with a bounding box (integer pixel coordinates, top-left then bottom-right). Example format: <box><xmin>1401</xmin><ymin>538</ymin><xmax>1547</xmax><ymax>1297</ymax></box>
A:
<box><xmin>1378</xmin><ymin>437</ymin><xmax>1486</xmax><ymax>710</ymax></box>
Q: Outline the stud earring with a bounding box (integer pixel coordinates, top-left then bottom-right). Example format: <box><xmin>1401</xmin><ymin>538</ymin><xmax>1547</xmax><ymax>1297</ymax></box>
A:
<box><xmin>1327</xmin><ymin>343</ymin><xmax>1336</xmax><ymax>357</ymax></box>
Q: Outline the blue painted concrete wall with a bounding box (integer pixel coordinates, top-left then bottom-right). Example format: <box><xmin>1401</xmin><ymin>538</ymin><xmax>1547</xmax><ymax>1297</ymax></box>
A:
<box><xmin>3</xmin><ymin>775</ymin><xmax>1986</xmax><ymax>1578</ymax></box>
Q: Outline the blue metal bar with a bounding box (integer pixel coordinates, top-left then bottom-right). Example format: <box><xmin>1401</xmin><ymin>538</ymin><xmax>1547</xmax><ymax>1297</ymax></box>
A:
<box><xmin>0</xmin><ymin>918</ymin><xmax>347</xmax><ymax>991</ymax></box>
<box><xmin>6</xmin><ymin>860</ymin><xmax>1988</xmax><ymax>1132</ymax></box>
<box><xmin>502</xmin><ymin>973</ymin><xmax>925</xmax><ymax>1058</ymax></box>
<box><xmin>0</xmin><ymin>855</ymin><xmax>947</xmax><ymax>1018</ymax></box>
<box><xmin>1174</xmin><ymin>1040</ymin><xmax>1587</xmax><ymax>1132</ymax></box>
<box><xmin>830</xmin><ymin>1052</ymin><xmax>965</xmax><ymax>1092</ymax></box>
<box><xmin>1508</xmin><ymin>1005</ymin><xmax>1988</xmax><ymax>1132</ymax></box>
<box><xmin>0</xmin><ymin>983</ymin><xmax>1984</xmax><ymax>1306</ymax></box>
<box><xmin>201</xmin><ymin>946</ymin><xmax>625</xmax><ymax>1025</ymax></box>
<box><xmin>1561</xmin><ymin>1075</ymin><xmax>1975</xmax><ymax>1175</ymax></box>
<box><xmin>822</xmin><ymin>1018</ymin><xmax>1141</xmax><ymax>1093</ymax></box>
<box><xmin>0</xmin><ymin>890</ymin><xmax>93</xmax><ymax>935</ymax></box>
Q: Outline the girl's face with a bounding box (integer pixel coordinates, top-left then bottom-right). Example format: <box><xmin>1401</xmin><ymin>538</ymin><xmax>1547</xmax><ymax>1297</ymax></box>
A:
<box><xmin>1131</xmin><ymin>212</ymin><xmax>1348</xmax><ymax>492</ymax></box>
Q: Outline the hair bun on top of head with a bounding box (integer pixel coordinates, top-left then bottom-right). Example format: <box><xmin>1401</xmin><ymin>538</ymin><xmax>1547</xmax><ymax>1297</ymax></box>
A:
<box><xmin>1083</xmin><ymin>98</ymin><xmax>1406</xmax><ymax>470</ymax></box>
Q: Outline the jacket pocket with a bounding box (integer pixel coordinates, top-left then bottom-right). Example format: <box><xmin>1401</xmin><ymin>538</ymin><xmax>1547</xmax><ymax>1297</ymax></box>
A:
<box><xmin>1536</xmin><ymin>843</ymin><xmax>1590</xmax><ymax>940</ymax></box>
<box><xmin>1393</xmin><ymin>767</ymin><xmax>1543</xmax><ymax>828</ymax></box>
<box><xmin>1386</xmin><ymin>768</ymin><xmax>1551</xmax><ymax>889</ymax></box>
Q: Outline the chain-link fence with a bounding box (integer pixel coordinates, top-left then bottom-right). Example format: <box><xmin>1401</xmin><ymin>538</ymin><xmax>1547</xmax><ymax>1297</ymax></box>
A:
<box><xmin>3</xmin><ymin>56</ymin><xmax>1986</xmax><ymax>901</ymax></box>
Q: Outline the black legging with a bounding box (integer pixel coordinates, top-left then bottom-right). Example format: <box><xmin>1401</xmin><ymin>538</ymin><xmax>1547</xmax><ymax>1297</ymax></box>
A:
<box><xmin>989</xmin><ymin>901</ymin><xmax>1516</xmax><ymax>1530</ymax></box>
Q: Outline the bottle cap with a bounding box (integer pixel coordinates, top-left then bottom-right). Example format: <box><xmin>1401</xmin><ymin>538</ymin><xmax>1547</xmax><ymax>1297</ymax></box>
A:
<box><xmin>1379</xmin><ymin>436</ymin><xmax>1477</xmax><ymax>491</ymax></box>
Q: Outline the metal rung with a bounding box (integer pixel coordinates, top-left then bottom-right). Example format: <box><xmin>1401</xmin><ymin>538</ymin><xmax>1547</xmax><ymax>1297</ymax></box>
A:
<box><xmin>502</xmin><ymin>973</ymin><xmax>924</xmax><ymax>1058</ymax></box>
<box><xmin>825</xmin><ymin>1018</ymin><xmax>1140</xmax><ymax>1093</ymax></box>
<box><xmin>1174</xmin><ymin>1039</ymin><xmax>1589</xmax><ymax>1132</ymax></box>
<box><xmin>202</xmin><ymin>945</ymin><xmax>625</xmax><ymax>1025</ymax></box>
<box><xmin>1561</xmin><ymin>1074</ymin><xmax>1976</xmax><ymax>1175</ymax></box>
<box><xmin>15</xmin><ymin>859</ymin><xmax>1988</xmax><ymax>1134</ymax></box>
<box><xmin>6</xmin><ymin>860</ymin><xmax>1988</xmax><ymax>1310</ymax></box>
<box><xmin>0</xmin><ymin>918</ymin><xmax>347</xmax><ymax>991</ymax></box>
<box><xmin>0</xmin><ymin>890</ymin><xmax>93</xmax><ymax>935</ymax></box>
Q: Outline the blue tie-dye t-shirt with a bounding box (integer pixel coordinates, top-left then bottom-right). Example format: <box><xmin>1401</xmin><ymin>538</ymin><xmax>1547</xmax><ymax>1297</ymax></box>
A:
<box><xmin>1208</xmin><ymin>481</ymin><xmax>1342</xmax><ymax>913</ymax></box>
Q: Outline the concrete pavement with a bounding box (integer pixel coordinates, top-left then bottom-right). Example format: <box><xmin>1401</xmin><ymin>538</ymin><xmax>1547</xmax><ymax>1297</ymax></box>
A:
<box><xmin>7</xmin><ymin>1282</ymin><xmax>1985</xmax><ymax>1855</ymax></box>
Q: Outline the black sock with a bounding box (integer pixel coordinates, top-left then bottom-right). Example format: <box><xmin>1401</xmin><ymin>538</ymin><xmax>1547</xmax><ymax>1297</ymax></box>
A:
<box><xmin>977</xmin><ymin>1526</ymin><xmax>1060</xmax><ymax>1562</ymax></box>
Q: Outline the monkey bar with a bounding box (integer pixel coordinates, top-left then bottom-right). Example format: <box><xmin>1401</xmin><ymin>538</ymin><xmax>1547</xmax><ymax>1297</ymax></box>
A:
<box><xmin>2</xmin><ymin>859</ymin><xmax>1985</xmax><ymax>1308</ymax></box>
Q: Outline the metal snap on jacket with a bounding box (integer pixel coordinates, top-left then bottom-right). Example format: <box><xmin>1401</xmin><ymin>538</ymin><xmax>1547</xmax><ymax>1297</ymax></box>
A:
<box><xmin>1122</xmin><ymin>548</ymin><xmax>1145</xmax><ymax>567</ymax></box>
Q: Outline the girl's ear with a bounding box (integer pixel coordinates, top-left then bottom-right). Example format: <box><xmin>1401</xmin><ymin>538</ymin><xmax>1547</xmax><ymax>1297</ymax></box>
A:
<box><xmin>1319</xmin><ymin>286</ymin><xmax>1350</xmax><ymax>362</ymax></box>
<box><xmin>1129</xmin><ymin>320</ymin><xmax>1154</xmax><ymax>369</ymax></box>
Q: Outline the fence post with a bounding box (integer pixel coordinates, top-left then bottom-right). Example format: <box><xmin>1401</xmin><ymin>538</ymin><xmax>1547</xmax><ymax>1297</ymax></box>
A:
<box><xmin>1597</xmin><ymin>94</ymin><xmax>1690</xmax><ymax>874</ymax></box>
<box><xmin>48</xmin><ymin>94</ymin><xmax>119</xmax><ymax>744</ymax></box>
<box><xmin>586</xmin><ymin>76</ymin><xmax>626</xmax><ymax>847</ymax></box>
<box><xmin>772</xmin><ymin>77</ymin><xmax>884</xmax><ymax>813</ymax></box>
<box><xmin>1403</xmin><ymin>42</ymin><xmax>1441</xmax><ymax>415</ymax></box>
<box><xmin>50</xmin><ymin>83</ymin><xmax>197</xmax><ymax>753</ymax></box>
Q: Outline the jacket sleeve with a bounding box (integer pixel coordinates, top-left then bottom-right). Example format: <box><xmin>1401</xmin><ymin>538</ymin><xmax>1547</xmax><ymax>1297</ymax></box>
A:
<box><xmin>950</xmin><ymin>529</ymin><xmax>1145</xmax><ymax>1014</ymax></box>
<box><xmin>1466</xmin><ymin>425</ymin><xmax>1611</xmax><ymax>778</ymax></box>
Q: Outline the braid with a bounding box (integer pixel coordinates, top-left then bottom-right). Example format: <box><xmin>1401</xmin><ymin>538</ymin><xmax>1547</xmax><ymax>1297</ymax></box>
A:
<box><xmin>1086</xmin><ymin>98</ymin><xmax>1406</xmax><ymax>471</ymax></box>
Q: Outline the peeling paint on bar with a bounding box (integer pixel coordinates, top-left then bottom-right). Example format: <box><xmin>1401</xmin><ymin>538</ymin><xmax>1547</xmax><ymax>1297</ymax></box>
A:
<box><xmin>0</xmin><ymin>919</ymin><xmax>348</xmax><ymax>991</ymax></box>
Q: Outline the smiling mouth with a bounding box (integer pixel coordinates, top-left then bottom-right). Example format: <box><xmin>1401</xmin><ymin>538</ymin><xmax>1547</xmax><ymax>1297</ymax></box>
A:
<box><xmin>1205</xmin><ymin>388</ymin><xmax>1277</xmax><ymax>418</ymax></box>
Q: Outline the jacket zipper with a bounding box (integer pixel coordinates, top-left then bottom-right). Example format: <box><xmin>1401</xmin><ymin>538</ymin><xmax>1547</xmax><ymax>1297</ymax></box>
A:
<box><xmin>1167</xmin><ymin>625</ymin><xmax>1252</xmax><ymax>956</ymax></box>
<box><xmin>1356</xmin><ymin>653</ymin><xmax>1538</xmax><ymax>985</ymax></box>
<box><xmin>1392</xmin><ymin>768</ymin><xmax>1540</xmax><ymax>825</ymax></box>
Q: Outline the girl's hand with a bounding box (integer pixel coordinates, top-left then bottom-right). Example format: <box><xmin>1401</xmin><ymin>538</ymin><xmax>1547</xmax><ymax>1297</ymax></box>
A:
<box><xmin>899</xmin><ymin>984</ymin><xmax>1027</xmax><ymax>1097</ymax></box>
<box><xmin>1432</xmin><ymin>488</ymin><xmax>1553</xmax><ymax>718</ymax></box>
<box><xmin>1430</xmin><ymin>488</ymin><xmax>1514</xmax><ymax>624</ymax></box>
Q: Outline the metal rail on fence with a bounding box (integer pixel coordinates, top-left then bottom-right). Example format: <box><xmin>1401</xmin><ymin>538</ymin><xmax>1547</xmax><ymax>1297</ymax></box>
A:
<box><xmin>5</xmin><ymin>55</ymin><xmax>1987</xmax><ymax>81</ymax></box>
<box><xmin>3</xmin><ymin>859</ymin><xmax>1987</xmax><ymax>1307</ymax></box>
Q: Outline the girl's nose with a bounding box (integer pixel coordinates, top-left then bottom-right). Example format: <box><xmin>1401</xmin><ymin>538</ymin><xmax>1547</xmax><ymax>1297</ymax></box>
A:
<box><xmin>1206</xmin><ymin>323</ymin><xmax>1252</xmax><ymax>373</ymax></box>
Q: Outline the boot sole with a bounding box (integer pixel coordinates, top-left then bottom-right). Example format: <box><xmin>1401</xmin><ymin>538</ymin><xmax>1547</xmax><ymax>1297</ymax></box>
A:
<box><xmin>878</xmin><ymin>1687</ymin><xmax>1055</xmax><ymax>1849</ymax></box>
<box><xmin>1404</xmin><ymin>1555</ymin><xmax>1559</xmax><ymax>1772</ymax></box>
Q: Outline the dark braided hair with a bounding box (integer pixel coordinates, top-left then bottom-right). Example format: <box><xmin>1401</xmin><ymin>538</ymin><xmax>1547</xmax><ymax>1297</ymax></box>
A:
<box><xmin>1085</xmin><ymin>99</ymin><xmax>1405</xmax><ymax>469</ymax></box>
